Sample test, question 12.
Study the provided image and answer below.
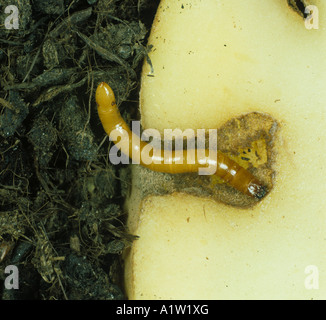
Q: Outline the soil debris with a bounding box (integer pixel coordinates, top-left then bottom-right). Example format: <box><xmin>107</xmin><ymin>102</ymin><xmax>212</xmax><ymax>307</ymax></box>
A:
<box><xmin>0</xmin><ymin>0</ymin><xmax>159</xmax><ymax>300</ymax></box>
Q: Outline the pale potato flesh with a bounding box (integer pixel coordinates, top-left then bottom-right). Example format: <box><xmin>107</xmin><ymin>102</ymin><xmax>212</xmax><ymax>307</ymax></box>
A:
<box><xmin>125</xmin><ymin>0</ymin><xmax>326</xmax><ymax>299</ymax></box>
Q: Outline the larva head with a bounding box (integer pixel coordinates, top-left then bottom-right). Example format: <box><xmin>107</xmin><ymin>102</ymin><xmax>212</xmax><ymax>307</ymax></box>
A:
<box><xmin>248</xmin><ymin>181</ymin><xmax>268</xmax><ymax>200</ymax></box>
<box><xmin>95</xmin><ymin>82</ymin><xmax>116</xmax><ymax>110</ymax></box>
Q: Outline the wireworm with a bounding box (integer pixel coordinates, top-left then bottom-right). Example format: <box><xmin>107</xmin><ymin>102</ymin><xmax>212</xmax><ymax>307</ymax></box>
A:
<box><xmin>96</xmin><ymin>82</ymin><xmax>267</xmax><ymax>199</ymax></box>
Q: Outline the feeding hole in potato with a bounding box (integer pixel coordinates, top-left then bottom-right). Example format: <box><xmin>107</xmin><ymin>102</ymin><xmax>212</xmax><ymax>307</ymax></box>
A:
<box><xmin>126</xmin><ymin>112</ymin><xmax>279</xmax><ymax>209</ymax></box>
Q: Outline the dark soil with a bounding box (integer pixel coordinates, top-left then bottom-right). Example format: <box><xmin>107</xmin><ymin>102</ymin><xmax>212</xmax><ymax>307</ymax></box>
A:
<box><xmin>0</xmin><ymin>0</ymin><xmax>159</xmax><ymax>300</ymax></box>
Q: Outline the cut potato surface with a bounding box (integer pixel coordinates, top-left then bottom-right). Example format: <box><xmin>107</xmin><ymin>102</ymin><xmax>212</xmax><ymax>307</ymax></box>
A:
<box><xmin>125</xmin><ymin>193</ymin><xmax>324</xmax><ymax>299</ymax></box>
<box><xmin>124</xmin><ymin>0</ymin><xmax>326</xmax><ymax>299</ymax></box>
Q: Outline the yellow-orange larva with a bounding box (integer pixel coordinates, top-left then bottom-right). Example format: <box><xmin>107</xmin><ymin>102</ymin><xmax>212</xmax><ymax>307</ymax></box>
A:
<box><xmin>96</xmin><ymin>82</ymin><xmax>268</xmax><ymax>200</ymax></box>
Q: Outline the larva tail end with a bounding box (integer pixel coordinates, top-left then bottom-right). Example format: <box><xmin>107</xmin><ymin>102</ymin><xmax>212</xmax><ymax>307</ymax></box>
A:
<box><xmin>95</xmin><ymin>82</ymin><xmax>116</xmax><ymax>108</ymax></box>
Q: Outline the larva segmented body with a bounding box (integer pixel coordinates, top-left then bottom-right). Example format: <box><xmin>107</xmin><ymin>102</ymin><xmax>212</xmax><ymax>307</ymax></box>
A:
<box><xmin>96</xmin><ymin>82</ymin><xmax>267</xmax><ymax>200</ymax></box>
